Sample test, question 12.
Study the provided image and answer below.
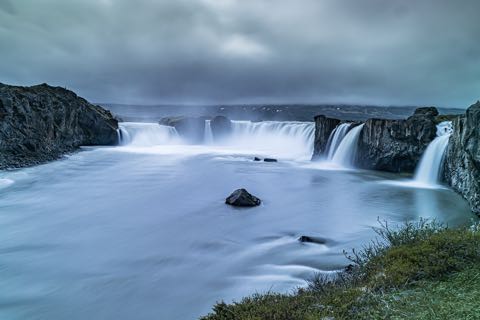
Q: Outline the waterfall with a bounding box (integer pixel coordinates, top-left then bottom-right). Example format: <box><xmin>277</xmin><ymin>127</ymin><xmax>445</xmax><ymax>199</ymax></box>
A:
<box><xmin>118</xmin><ymin>122</ymin><xmax>181</xmax><ymax>146</ymax></box>
<box><xmin>227</xmin><ymin>121</ymin><xmax>315</xmax><ymax>160</ymax></box>
<box><xmin>414</xmin><ymin>121</ymin><xmax>453</xmax><ymax>186</ymax></box>
<box><xmin>204</xmin><ymin>120</ymin><xmax>213</xmax><ymax>144</ymax></box>
<box><xmin>325</xmin><ymin>123</ymin><xmax>351</xmax><ymax>160</ymax></box>
<box><xmin>331</xmin><ymin>124</ymin><xmax>365</xmax><ymax>167</ymax></box>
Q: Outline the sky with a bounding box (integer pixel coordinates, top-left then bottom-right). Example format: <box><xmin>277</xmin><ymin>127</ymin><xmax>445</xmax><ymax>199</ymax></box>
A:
<box><xmin>0</xmin><ymin>0</ymin><xmax>479</xmax><ymax>107</ymax></box>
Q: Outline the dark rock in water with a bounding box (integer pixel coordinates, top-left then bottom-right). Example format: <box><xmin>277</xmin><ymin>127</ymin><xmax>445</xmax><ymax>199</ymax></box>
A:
<box><xmin>159</xmin><ymin>116</ymin><xmax>207</xmax><ymax>143</ymax></box>
<box><xmin>444</xmin><ymin>101</ymin><xmax>480</xmax><ymax>215</ymax></box>
<box><xmin>355</xmin><ymin>107</ymin><xmax>438</xmax><ymax>173</ymax></box>
<box><xmin>264</xmin><ymin>158</ymin><xmax>278</xmax><ymax>162</ymax></box>
<box><xmin>298</xmin><ymin>235</ymin><xmax>327</xmax><ymax>245</ymax></box>
<box><xmin>210</xmin><ymin>115</ymin><xmax>232</xmax><ymax>140</ymax></box>
<box><xmin>253</xmin><ymin>157</ymin><xmax>261</xmax><ymax>161</ymax></box>
<box><xmin>225</xmin><ymin>188</ymin><xmax>261</xmax><ymax>207</ymax></box>
<box><xmin>0</xmin><ymin>83</ymin><xmax>118</xmax><ymax>169</ymax></box>
<box><xmin>312</xmin><ymin>115</ymin><xmax>341</xmax><ymax>160</ymax></box>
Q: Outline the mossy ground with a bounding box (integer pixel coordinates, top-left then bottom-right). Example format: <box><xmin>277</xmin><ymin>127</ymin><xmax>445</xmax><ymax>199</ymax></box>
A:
<box><xmin>201</xmin><ymin>220</ymin><xmax>480</xmax><ymax>319</ymax></box>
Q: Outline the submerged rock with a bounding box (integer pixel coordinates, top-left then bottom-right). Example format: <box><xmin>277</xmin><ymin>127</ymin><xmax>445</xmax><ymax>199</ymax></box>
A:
<box><xmin>210</xmin><ymin>115</ymin><xmax>232</xmax><ymax>140</ymax></box>
<box><xmin>159</xmin><ymin>116</ymin><xmax>207</xmax><ymax>143</ymax></box>
<box><xmin>355</xmin><ymin>107</ymin><xmax>438</xmax><ymax>173</ymax></box>
<box><xmin>263</xmin><ymin>158</ymin><xmax>278</xmax><ymax>162</ymax></box>
<box><xmin>298</xmin><ymin>235</ymin><xmax>327</xmax><ymax>245</ymax></box>
<box><xmin>225</xmin><ymin>188</ymin><xmax>261</xmax><ymax>207</ymax></box>
<box><xmin>444</xmin><ymin>101</ymin><xmax>480</xmax><ymax>215</ymax></box>
<box><xmin>0</xmin><ymin>83</ymin><xmax>118</xmax><ymax>169</ymax></box>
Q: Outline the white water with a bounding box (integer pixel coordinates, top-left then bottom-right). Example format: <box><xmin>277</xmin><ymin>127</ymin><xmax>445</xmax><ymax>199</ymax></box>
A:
<box><xmin>325</xmin><ymin>123</ymin><xmax>351</xmax><ymax>160</ymax></box>
<box><xmin>331</xmin><ymin>124</ymin><xmax>365</xmax><ymax>167</ymax></box>
<box><xmin>204</xmin><ymin>120</ymin><xmax>214</xmax><ymax>145</ymax></box>
<box><xmin>414</xmin><ymin>121</ymin><xmax>453</xmax><ymax>186</ymax></box>
<box><xmin>225</xmin><ymin>121</ymin><xmax>315</xmax><ymax>161</ymax></box>
<box><xmin>118</xmin><ymin>122</ymin><xmax>181</xmax><ymax>146</ymax></box>
<box><xmin>118</xmin><ymin>121</ymin><xmax>315</xmax><ymax>161</ymax></box>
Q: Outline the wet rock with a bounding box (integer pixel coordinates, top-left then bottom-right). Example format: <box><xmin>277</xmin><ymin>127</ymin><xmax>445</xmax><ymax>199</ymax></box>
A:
<box><xmin>312</xmin><ymin>115</ymin><xmax>341</xmax><ymax>160</ymax></box>
<box><xmin>253</xmin><ymin>157</ymin><xmax>261</xmax><ymax>161</ymax></box>
<box><xmin>298</xmin><ymin>235</ymin><xmax>327</xmax><ymax>245</ymax></box>
<box><xmin>444</xmin><ymin>101</ymin><xmax>480</xmax><ymax>215</ymax></box>
<box><xmin>0</xmin><ymin>83</ymin><xmax>118</xmax><ymax>169</ymax></box>
<box><xmin>159</xmin><ymin>116</ymin><xmax>207</xmax><ymax>143</ymax></box>
<box><xmin>355</xmin><ymin>107</ymin><xmax>438</xmax><ymax>173</ymax></box>
<box><xmin>210</xmin><ymin>115</ymin><xmax>232</xmax><ymax>139</ymax></box>
<box><xmin>225</xmin><ymin>188</ymin><xmax>261</xmax><ymax>207</ymax></box>
<box><xmin>264</xmin><ymin>158</ymin><xmax>278</xmax><ymax>162</ymax></box>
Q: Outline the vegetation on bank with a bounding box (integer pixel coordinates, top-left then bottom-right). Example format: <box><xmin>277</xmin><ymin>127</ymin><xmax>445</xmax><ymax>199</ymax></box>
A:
<box><xmin>201</xmin><ymin>219</ymin><xmax>480</xmax><ymax>319</ymax></box>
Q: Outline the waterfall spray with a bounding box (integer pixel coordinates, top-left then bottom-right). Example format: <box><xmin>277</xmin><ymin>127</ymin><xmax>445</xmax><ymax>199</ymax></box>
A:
<box><xmin>331</xmin><ymin>124</ymin><xmax>364</xmax><ymax>167</ymax></box>
<box><xmin>414</xmin><ymin>121</ymin><xmax>453</xmax><ymax>186</ymax></box>
<box><xmin>325</xmin><ymin>123</ymin><xmax>351</xmax><ymax>160</ymax></box>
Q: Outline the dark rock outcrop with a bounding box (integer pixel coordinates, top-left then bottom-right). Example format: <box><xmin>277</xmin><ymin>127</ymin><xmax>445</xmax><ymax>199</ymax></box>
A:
<box><xmin>312</xmin><ymin>115</ymin><xmax>341</xmax><ymax>160</ymax></box>
<box><xmin>298</xmin><ymin>235</ymin><xmax>327</xmax><ymax>245</ymax></box>
<box><xmin>210</xmin><ymin>115</ymin><xmax>232</xmax><ymax>140</ymax></box>
<box><xmin>225</xmin><ymin>188</ymin><xmax>261</xmax><ymax>207</ymax></box>
<box><xmin>264</xmin><ymin>158</ymin><xmax>278</xmax><ymax>162</ymax></box>
<box><xmin>0</xmin><ymin>83</ymin><xmax>118</xmax><ymax>169</ymax></box>
<box><xmin>159</xmin><ymin>116</ymin><xmax>207</xmax><ymax>143</ymax></box>
<box><xmin>355</xmin><ymin>107</ymin><xmax>438</xmax><ymax>173</ymax></box>
<box><xmin>444</xmin><ymin>101</ymin><xmax>480</xmax><ymax>215</ymax></box>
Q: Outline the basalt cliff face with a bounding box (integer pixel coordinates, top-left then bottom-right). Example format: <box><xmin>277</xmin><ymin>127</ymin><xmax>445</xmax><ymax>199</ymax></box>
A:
<box><xmin>355</xmin><ymin>107</ymin><xmax>438</xmax><ymax>173</ymax></box>
<box><xmin>444</xmin><ymin>102</ymin><xmax>480</xmax><ymax>215</ymax></box>
<box><xmin>312</xmin><ymin>108</ymin><xmax>438</xmax><ymax>172</ymax></box>
<box><xmin>0</xmin><ymin>83</ymin><xmax>118</xmax><ymax>169</ymax></box>
<box><xmin>311</xmin><ymin>115</ymin><xmax>340</xmax><ymax>160</ymax></box>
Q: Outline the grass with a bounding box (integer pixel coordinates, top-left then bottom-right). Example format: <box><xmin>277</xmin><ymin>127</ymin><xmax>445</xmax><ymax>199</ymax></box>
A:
<box><xmin>201</xmin><ymin>219</ymin><xmax>480</xmax><ymax>319</ymax></box>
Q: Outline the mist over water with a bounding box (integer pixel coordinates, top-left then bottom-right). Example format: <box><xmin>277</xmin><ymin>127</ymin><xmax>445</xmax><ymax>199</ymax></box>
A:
<box><xmin>0</xmin><ymin>121</ymin><xmax>473</xmax><ymax>319</ymax></box>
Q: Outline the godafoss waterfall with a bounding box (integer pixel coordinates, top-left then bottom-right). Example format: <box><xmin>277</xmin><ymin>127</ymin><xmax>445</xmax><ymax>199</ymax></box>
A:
<box><xmin>0</xmin><ymin>84</ymin><xmax>478</xmax><ymax>319</ymax></box>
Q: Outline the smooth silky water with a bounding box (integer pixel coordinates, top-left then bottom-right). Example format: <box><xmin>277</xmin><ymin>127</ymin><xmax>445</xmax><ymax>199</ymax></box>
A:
<box><xmin>0</xmin><ymin>121</ymin><xmax>473</xmax><ymax>319</ymax></box>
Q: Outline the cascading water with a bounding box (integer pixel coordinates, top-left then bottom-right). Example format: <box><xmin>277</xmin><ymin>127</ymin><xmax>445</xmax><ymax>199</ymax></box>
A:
<box><xmin>325</xmin><ymin>123</ymin><xmax>351</xmax><ymax>160</ymax></box>
<box><xmin>204</xmin><ymin>120</ymin><xmax>213</xmax><ymax>144</ymax></box>
<box><xmin>331</xmin><ymin>124</ymin><xmax>365</xmax><ymax>167</ymax></box>
<box><xmin>413</xmin><ymin>121</ymin><xmax>453</xmax><ymax>186</ymax></box>
<box><xmin>227</xmin><ymin>121</ymin><xmax>315</xmax><ymax>160</ymax></box>
<box><xmin>118</xmin><ymin>122</ymin><xmax>181</xmax><ymax>146</ymax></box>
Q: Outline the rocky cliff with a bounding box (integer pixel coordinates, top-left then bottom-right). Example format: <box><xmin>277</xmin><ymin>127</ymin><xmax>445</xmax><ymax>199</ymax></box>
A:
<box><xmin>444</xmin><ymin>102</ymin><xmax>480</xmax><ymax>215</ymax></box>
<box><xmin>355</xmin><ymin>107</ymin><xmax>439</xmax><ymax>173</ymax></box>
<box><xmin>0</xmin><ymin>83</ymin><xmax>118</xmax><ymax>169</ymax></box>
<box><xmin>311</xmin><ymin>115</ymin><xmax>340</xmax><ymax>160</ymax></box>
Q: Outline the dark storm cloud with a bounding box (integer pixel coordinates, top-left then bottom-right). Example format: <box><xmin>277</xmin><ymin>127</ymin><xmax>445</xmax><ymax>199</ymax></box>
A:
<box><xmin>0</xmin><ymin>0</ymin><xmax>479</xmax><ymax>107</ymax></box>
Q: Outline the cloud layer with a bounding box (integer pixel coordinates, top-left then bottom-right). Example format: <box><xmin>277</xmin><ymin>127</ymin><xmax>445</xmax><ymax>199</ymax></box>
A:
<box><xmin>1</xmin><ymin>0</ymin><xmax>479</xmax><ymax>107</ymax></box>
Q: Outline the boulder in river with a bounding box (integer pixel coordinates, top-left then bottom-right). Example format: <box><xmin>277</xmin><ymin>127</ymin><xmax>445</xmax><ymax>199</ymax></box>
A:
<box><xmin>264</xmin><ymin>158</ymin><xmax>278</xmax><ymax>162</ymax></box>
<box><xmin>225</xmin><ymin>188</ymin><xmax>261</xmax><ymax>207</ymax></box>
<box><xmin>298</xmin><ymin>235</ymin><xmax>327</xmax><ymax>245</ymax></box>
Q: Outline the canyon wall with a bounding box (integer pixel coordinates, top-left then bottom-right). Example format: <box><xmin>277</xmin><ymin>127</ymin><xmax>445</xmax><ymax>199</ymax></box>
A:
<box><xmin>444</xmin><ymin>102</ymin><xmax>480</xmax><ymax>215</ymax></box>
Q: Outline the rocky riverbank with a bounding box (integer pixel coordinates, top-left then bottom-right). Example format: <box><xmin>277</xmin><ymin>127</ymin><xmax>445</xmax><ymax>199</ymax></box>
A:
<box><xmin>0</xmin><ymin>83</ymin><xmax>118</xmax><ymax>169</ymax></box>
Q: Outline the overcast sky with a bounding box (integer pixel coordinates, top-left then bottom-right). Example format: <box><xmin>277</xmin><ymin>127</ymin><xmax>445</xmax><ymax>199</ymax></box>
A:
<box><xmin>0</xmin><ymin>0</ymin><xmax>479</xmax><ymax>107</ymax></box>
